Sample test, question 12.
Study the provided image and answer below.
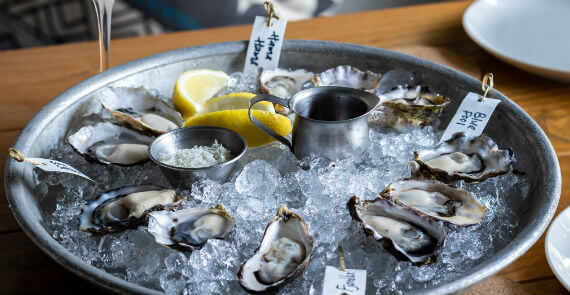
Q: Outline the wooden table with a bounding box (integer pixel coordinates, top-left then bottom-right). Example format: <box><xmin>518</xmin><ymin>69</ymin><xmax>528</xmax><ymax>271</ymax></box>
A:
<box><xmin>0</xmin><ymin>1</ymin><xmax>568</xmax><ymax>294</ymax></box>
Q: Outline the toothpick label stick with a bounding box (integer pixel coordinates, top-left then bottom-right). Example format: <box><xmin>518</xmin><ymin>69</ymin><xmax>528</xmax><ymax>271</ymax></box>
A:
<box><xmin>9</xmin><ymin>148</ymin><xmax>95</xmax><ymax>182</ymax></box>
<box><xmin>243</xmin><ymin>2</ymin><xmax>287</xmax><ymax>74</ymax></box>
<box><xmin>439</xmin><ymin>73</ymin><xmax>500</xmax><ymax>142</ymax></box>
<box><xmin>322</xmin><ymin>266</ymin><xmax>367</xmax><ymax>295</ymax></box>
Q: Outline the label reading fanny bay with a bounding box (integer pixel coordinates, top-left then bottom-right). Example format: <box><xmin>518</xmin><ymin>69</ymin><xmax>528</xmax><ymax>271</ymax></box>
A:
<box><xmin>243</xmin><ymin>15</ymin><xmax>287</xmax><ymax>74</ymax></box>
<box><xmin>25</xmin><ymin>157</ymin><xmax>95</xmax><ymax>182</ymax></box>
<box><xmin>322</xmin><ymin>266</ymin><xmax>366</xmax><ymax>295</ymax></box>
<box><xmin>439</xmin><ymin>92</ymin><xmax>500</xmax><ymax>143</ymax></box>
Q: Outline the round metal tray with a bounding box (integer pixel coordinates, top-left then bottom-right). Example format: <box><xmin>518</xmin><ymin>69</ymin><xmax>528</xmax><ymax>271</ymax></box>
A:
<box><xmin>4</xmin><ymin>40</ymin><xmax>561</xmax><ymax>294</ymax></box>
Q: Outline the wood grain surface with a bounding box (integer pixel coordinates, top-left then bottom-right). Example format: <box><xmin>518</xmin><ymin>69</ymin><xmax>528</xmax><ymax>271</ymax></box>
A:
<box><xmin>1</xmin><ymin>1</ymin><xmax>569</xmax><ymax>294</ymax></box>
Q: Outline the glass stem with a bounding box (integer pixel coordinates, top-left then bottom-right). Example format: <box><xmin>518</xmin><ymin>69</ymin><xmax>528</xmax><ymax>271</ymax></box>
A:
<box><xmin>92</xmin><ymin>0</ymin><xmax>115</xmax><ymax>72</ymax></box>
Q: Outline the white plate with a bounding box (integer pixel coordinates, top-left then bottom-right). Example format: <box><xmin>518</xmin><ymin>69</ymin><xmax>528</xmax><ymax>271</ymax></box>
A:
<box><xmin>545</xmin><ymin>206</ymin><xmax>570</xmax><ymax>292</ymax></box>
<box><xmin>463</xmin><ymin>0</ymin><xmax>570</xmax><ymax>82</ymax></box>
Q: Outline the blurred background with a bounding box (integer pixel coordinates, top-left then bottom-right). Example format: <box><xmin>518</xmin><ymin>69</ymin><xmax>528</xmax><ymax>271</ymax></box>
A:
<box><xmin>0</xmin><ymin>0</ymin><xmax>456</xmax><ymax>50</ymax></box>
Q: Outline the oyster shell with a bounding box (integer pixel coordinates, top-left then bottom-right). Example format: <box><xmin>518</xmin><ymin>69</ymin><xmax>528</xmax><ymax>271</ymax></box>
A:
<box><xmin>381</xmin><ymin>179</ymin><xmax>486</xmax><ymax>225</ymax></box>
<box><xmin>410</xmin><ymin>133</ymin><xmax>515</xmax><ymax>183</ymax></box>
<box><xmin>79</xmin><ymin>185</ymin><xmax>182</xmax><ymax>234</ymax></box>
<box><xmin>238</xmin><ymin>205</ymin><xmax>313</xmax><ymax>294</ymax></box>
<box><xmin>260</xmin><ymin>68</ymin><xmax>314</xmax><ymax>115</ymax></box>
<box><xmin>98</xmin><ymin>86</ymin><xmax>184</xmax><ymax>135</ymax></box>
<box><xmin>68</xmin><ymin>122</ymin><xmax>154</xmax><ymax>166</ymax></box>
<box><xmin>313</xmin><ymin>65</ymin><xmax>381</xmax><ymax>92</ymax></box>
<box><xmin>378</xmin><ymin>85</ymin><xmax>450</xmax><ymax>127</ymax></box>
<box><xmin>347</xmin><ymin>196</ymin><xmax>445</xmax><ymax>263</ymax></box>
<box><xmin>147</xmin><ymin>204</ymin><xmax>236</xmax><ymax>251</ymax></box>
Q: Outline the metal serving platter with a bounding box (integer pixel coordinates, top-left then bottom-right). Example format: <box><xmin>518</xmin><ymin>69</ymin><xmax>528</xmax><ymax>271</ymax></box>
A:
<box><xmin>4</xmin><ymin>40</ymin><xmax>561</xmax><ymax>294</ymax></box>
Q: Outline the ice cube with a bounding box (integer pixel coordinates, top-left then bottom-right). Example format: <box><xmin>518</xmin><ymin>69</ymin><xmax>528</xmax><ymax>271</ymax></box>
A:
<box><xmin>165</xmin><ymin>252</ymin><xmax>189</xmax><ymax>273</ymax></box>
<box><xmin>235</xmin><ymin>159</ymin><xmax>281</xmax><ymax>198</ymax></box>
<box><xmin>160</xmin><ymin>273</ymin><xmax>187</xmax><ymax>295</ymax></box>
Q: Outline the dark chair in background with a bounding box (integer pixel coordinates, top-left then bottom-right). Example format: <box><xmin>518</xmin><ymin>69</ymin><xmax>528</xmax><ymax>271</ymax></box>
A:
<box><xmin>0</xmin><ymin>0</ymin><xmax>335</xmax><ymax>50</ymax></box>
<box><xmin>0</xmin><ymin>0</ymin><xmax>160</xmax><ymax>49</ymax></box>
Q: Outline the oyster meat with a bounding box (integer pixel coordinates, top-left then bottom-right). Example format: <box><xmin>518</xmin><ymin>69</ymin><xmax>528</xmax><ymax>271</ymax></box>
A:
<box><xmin>410</xmin><ymin>133</ymin><xmax>515</xmax><ymax>183</ymax></box>
<box><xmin>378</xmin><ymin>85</ymin><xmax>450</xmax><ymax>127</ymax></box>
<box><xmin>147</xmin><ymin>204</ymin><xmax>236</xmax><ymax>251</ymax></box>
<box><xmin>260</xmin><ymin>68</ymin><xmax>314</xmax><ymax>115</ymax></box>
<box><xmin>313</xmin><ymin>65</ymin><xmax>381</xmax><ymax>92</ymax></box>
<box><xmin>347</xmin><ymin>196</ymin><xmax>445</xmax><ymax>263</ymax></box>
<box><xmin>68</xmin><ymin>122</ymin><xmax>154</xmax><ymax>166</ymax></box>
<box><xmin>260</xmin><ymin>68</ymin><xmax>313</xmax><ymax>99</ymax></box>
<box><xmin>79</xmin><ymin>185</ymin><xmax>182</xmax><ymax>234</ymax></box>
<box><xmin>98</xmin><ymin>86</ymin><xmax>184</xmax><ymax>135</ymax></box>
<box><xmin>381</xmin><ymin>179</ymin><xmax>486</xmax><ymax>225</ymax></box>
<box><xmin>238</xmin><ymin>205</ymin><xmax>313</xmax><ymax>294</ymax></box>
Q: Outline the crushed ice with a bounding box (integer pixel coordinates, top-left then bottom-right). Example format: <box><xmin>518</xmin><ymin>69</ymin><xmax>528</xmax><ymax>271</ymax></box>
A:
<box><xmin>38</xmin><ymin>74</ymin><xmax>525</xmax><ymax>295</ymax></box>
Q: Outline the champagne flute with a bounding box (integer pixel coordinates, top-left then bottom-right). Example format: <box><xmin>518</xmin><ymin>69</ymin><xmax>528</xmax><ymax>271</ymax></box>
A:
<box><xmin>91</xmin><ymin>0</ymin><xmax>115</xmax><ymax>72</ymax></box>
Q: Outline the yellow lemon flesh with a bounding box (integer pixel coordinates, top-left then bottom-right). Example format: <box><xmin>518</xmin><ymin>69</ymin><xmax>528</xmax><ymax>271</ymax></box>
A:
<box><xmin>184</xmin><ymin>110</ymin><xmax>291</xmax><ymax>148</ymax></box>
<box><xmin>202</xmin><ymin>93</ymin><xmax>275</xmax><ymax>114</ymax></box>
<box><xmin>172</xmin><ymin>69</ymin><xmax>229</xmax><ymax>119</ymax></box>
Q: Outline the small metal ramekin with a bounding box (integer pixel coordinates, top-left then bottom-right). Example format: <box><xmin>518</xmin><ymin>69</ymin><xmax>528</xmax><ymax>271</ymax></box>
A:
<box><xmin>149</xmin><ymin>126</ymin><xmax>247</xmax><ymax>190</ymax></box>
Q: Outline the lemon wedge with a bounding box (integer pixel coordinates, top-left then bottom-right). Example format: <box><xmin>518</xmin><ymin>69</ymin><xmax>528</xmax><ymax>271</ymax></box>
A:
<box><xmin>201</xmin><ymin>92</ymin><xmax>275</xmax><ymax>114</ymax></box>
<box><xmin>172</xmin><ymin>69</ymin><xmax>229</xmax><ymax>119</ymax></box>
<box><xmin>184</xmin><ymin>110</ymin><xmax>291</xmax><ymax>148</ymax></box>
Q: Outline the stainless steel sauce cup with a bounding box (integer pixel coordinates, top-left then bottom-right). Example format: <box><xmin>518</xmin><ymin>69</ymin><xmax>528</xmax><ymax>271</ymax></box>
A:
<box><xmin>149</xmin><ymin>126</ymin><xmax>247</xmax><ymax>189</ymax></box>
<box><xmin>249</xmin><ymin>86</ymin><xmax>380</xmax><ymax>160</ymax></box>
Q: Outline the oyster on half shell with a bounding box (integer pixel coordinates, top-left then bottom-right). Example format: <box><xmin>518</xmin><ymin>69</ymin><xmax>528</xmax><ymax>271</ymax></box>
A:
<box><xmin>260</xmin><ymin>68</ymin><xmax>313</xmax><ymax>98</ymax></box>
<box><xmin>98</xmin><ymin>86</ymin><xmax>184</xmax><ymax>135</ymax></box>
<box><xmin>381</xmin><ymin>179</ymin><xmax>486</xmax><ymax>225</ymax></box>
<box><xmin>79</xmin><ymin>185</ymin><xmax>182</xmax><ymax>234</ymax></box>
<box><xmin>238</xmin><ymin>205</ymin><xmax>313</xmax><ymax>294</ymax></box>
<box><xmin>347</xmin><ymin>196</ymin><xmax>445</xmax><ymax>263</ymax></box>
<box><xmin>378</xmin><ymin>85</ymin><xmax>450</xmax><ymax>127</ymax></box>
<box><xmin>147</xmin><ymin>204</ymin><xmax>236</xmax><ymax>251</ymax></box>
<box><xmin>68</xmin><ymin>122</ymin><xmax>154</xmax><ymax>166</ymax></box>
<box><xmin>313</xmin><ymin>65</ymin><xmax>381</xmax><ymax>92</ymax></box>
<box><xmin>260</xmin><ymin>68</ymin><xmax>314</xmax><ymax>115</ymax></box>
<box><xmin>410</xmin><ymin>133</ymin><xmax>515</xmax><ymax>183</ymax></box>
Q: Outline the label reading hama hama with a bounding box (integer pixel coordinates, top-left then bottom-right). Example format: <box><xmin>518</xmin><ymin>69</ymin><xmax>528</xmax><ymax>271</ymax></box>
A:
<box><xmin>243</xmin><ymin>15</ymin><xmax>287</xmax><ymax>74</ymax></box>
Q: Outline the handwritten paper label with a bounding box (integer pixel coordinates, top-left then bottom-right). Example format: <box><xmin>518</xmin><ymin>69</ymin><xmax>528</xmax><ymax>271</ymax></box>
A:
<box><xmin>439</xmin><ymin>92</ymin><xmax>500</xmax><ymax>142</ymax></box>
<box><xmin>243</xmin><ymin>15</ymin><xmax>287</xmax><ymax>74</ymax></box>
<box><xmin>322</xmin><ymin>266</ymin><xmax>366</xmax><ymax>295</ymax></box>
<box><xmin>27</xmin><ymin>158</ymin><xmax>95</xmax><ymax>182</ymax></box>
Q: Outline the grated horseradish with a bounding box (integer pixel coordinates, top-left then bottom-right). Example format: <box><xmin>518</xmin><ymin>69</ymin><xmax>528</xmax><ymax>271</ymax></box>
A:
<box><xmin>159</xmin><ymin>140</ymin><xmax>232</xmax><ymax>168</ymax></box>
